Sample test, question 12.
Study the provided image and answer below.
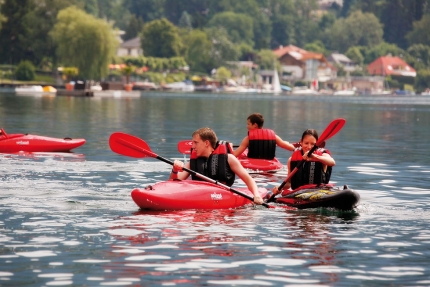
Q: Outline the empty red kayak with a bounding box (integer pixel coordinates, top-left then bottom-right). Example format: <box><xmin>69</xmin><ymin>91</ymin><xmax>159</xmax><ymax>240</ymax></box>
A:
<box><xmin>131</xmin><ymin>180</ymin><xmax>269</xmax><ymax>210</ymax></box>
<box><xmin>0</xmin><ymin>128</ymin><xmax>85</xmax><ymax>153</ymax></box>
<box><xmin>237</xmin><ymin>149</ymin><xmax>283</xmax><ymax>172</ymax></box>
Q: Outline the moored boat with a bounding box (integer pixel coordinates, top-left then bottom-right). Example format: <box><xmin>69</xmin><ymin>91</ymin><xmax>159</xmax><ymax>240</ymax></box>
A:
<box><xmin>276</xmin><ymin>184</ymin><xmax>360</xmax><ymax>210</ymax></box>
<box><xmin>131</xmin><ymin>180</ymin><xmax>269</xmax><ymax>210</ymax></box>
<box><xmin>0</xmin><ymin>128</ymin><xmax>85</xmax><ymax>153</ymax></box>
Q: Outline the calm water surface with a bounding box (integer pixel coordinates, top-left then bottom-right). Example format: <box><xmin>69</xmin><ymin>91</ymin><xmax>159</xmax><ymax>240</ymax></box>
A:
<box><xmin>1</xmin><ymin>91</ymin><xmax>430</xmax><ymax>286</ymax></box>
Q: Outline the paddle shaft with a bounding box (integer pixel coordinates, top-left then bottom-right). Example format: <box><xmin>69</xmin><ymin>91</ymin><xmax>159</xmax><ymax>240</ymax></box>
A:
<box><xmin>116</xmin><ymin>137</ymin><xmax>271</xmax><ymax>208</ymax></box>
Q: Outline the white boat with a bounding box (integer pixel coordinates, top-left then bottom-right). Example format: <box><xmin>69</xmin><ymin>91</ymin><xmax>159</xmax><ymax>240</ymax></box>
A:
<box><xmin>333</xmin><ymin>89</ymin><xmax>356</xmax><ymax>96</ymax></box>
<box><xmin>15</xmin><ymin>85</ymin><xmax>44</xmax><ymax>93</ymax></box>
<box><xmin>291</xmin><ymin>86</ymin><xmax>319</xmax><ymax>95</ymax></box>
<box><xmin>164</xmin><ymin>81</ymin><xmax>194</xmax><ymax>92</ymax></box>
<box><xmin>15</xmin><ymin>85</ymin><xmax>56</xmax><ymax>95</ymax></box>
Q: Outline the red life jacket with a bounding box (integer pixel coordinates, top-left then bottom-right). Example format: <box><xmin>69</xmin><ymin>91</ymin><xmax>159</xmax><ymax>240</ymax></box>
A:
<box><xmin>190</xmin><ymin>141</ymin><xmax>235</xmax><ymax>186</ymax></box>
<box><xmin>247</xmin><ymin>129</ymin><xmax>276</xmax><ymax>160</ymax></box>
<box><xmin>290</xmin><ymin>147</ymin><xmax>332</xmax><ymax>190</ymax></box>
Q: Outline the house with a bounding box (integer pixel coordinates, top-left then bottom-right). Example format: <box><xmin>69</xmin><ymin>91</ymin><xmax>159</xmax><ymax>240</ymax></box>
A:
<box><xmin>116</xmin><ymin>37</ymin><xmax>143</xmax><ymax>57</ymax></box>
<box><xmin>273</xmin><ymin>45</ymin><xmax>336</xmax><ymax>83</ymax></box>
<box><xmin>367</xmin><ymin>55</ymin><xmax>416</xmax><ymax>77</ymax></box>
<box><xmin>327</xmin><ymin>53</ymin><xmax>357</xmax><ymax>74</ymax></box>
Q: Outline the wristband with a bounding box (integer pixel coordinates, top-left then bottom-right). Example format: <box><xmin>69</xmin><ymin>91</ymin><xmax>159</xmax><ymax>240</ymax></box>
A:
<box><xmin>171</xmin><ymin>169</ymin><xmax>178</xmax><ymax>174</ymax></box>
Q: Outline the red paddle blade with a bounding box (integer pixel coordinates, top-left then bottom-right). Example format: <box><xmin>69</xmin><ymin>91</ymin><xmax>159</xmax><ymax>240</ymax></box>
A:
<box><xmin>317</xmin><ymin>118</ymin><xmax>345</xmax><ymax>145</ymax></box>
<box><xmin>109</xmin><ymin>132</ymin><xmax>154</xmax><ymax>158</ymax></box>
<box><xmin>178</xmin><ymin>140</ymin><xmax>193</xmax><ymax>154</ymax></box>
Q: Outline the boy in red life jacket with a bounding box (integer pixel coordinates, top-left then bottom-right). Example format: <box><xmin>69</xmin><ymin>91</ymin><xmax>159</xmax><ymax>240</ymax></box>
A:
<box><xmin>272</xmin><ymin>129</ymin><xmax>335</xmax><ymax>194</ymax></box>
<box><xmin>232</xmin><ymin>113</ymin><xmax>295</xmax><ymax>160</ymax></box>
<box><xmin>170</xmin><ymin>127</ymin><xmax>264</xmax><ymax>205</ymax></box>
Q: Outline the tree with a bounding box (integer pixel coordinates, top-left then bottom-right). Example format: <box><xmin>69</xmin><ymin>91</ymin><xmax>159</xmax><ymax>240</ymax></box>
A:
<box><xmin>406</xmin><ymin>14</ymin><xmax>430</xmax><ymax>47</ymax></box>
<box><xmin>345</xmin><ymin>46</ymin><xmax>365</xmax><ymax>65</ymax></box>
<box><xmin>327</xmin><ymin>11</ymin><xmax>384</xmax><ymax>52</ymax></box>
<box><xmin>304</xmin><ymin>41</ymin><xmax>327</xmax><ymax>55</ymax></box>
<box><xmin>364</xmin><ymin>42</ymin><xmax>405</xmax><ymax>64</ymax></box>
<box><xmin>178</xmin><ymin>11</ymin><xmax>192</xmax><ymax>31</ymax></box>
<box><xmin>407</xmin><ymin>44</ymin><xmax>430</xmax><ymax>70</ymax></box>
<box><xmin>207</xmin><ymin>11</ymin><xmax>254</xmax><ymax>47</ymax></box>
<box><xmin>215</xmin><ymin>66</ymin><xmax>231</xmax><ymax>85</ymax></box>
<box><xmin>15</xmin><ymin>60</ymin><xmax>35</xmax><ymax>81</ymax></box>
<box><xmin>0</xmin><ymin>0</ymin><xmax>6</xmax><ymax>31</ymax></box>
<box><xmin>414</xmin><ymin>69</ymin><xmax>430</xmax><ymax>92</ymax></box>
<box><xmin>182</xmin><ymin>29</ymin><xmax>213</xmax><ymax>73</ymax></box>
<box><xmin>0</xmin><ymin>0</ymin><xmax>34</xmax><ymax>64</ymax></box>
<box><xmin>50</xmin><ymin>6</ymin><xmax>118</xmax><ymax>79</ymax></box>
<box><xmin>123</xmin><ymin>14</ymin><xmax>144</xmax><ymax>41</ymax></box>
<box><xmin>123</xmin><ymin>0</ymin><xmax>165</xmax><ymax>23</ymax></box>
<box><xmin>140</xmin><ymin>18</ymin><xmax>182</xmax><ymax>58</ymax></box>
<box><xmin>205</xmin><ymin>27</ymin><xmax>240</xmax><ymax>66</ymax></box>
<box><xmin>254</xmin><ymin>49</ymin><xmax>276</xmax><ymax>70</ymax></box>
<box><xmin>381</xmin><ymin>0</ymin><xmax>428</xmax><ymax>49</ymax></box>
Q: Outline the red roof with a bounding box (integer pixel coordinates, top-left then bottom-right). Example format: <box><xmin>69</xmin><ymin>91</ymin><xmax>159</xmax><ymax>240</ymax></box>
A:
<box><xmin>367</xmin><ymin>56</ymin><xmax>416</xmax><ymax>77</ymax></box>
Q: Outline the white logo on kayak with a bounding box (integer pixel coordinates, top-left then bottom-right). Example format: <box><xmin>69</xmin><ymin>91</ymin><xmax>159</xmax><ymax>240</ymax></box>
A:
<box><xmin>16</xmin><ymin>141</ymin><xmax>29</xmax><ymax>145</ymax></box>
<box><xmin>211</xmin><ymin>193</ymin><xmax>222</xmax><ymax>200</ymax></box>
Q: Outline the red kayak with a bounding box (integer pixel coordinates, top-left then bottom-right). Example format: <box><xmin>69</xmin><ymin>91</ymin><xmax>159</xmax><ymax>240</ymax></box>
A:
<box><xmin>0</xmin><ymin>128</ymin><xmax>86</xmax><ymax>153</ymax></box>
<box><xmin>177</xmin><ymin>140</ymin><xmax>284</xmax><ymax>172</ymax></box>
<box><xmin>131</xmin><ymin>180</ymin><xmax>269</xmax><ymax>210</ymax></box>
<box><xmin>237</xmin><ymin>149</ymin><xmax>283</xmax><ymax>172</ymax></box>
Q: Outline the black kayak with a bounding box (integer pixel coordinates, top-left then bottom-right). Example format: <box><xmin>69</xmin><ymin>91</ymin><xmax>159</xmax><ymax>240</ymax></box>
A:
<box><xmin>275</xmin><ymin>184</ymin><xmax>360</xmax><ymax>211</ymax></box>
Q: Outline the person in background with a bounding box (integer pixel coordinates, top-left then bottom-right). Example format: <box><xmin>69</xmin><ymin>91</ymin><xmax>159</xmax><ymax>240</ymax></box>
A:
<box><xmin>272</xmin><ymin>128</ymin><xmax>335</xmax><ymax>195</ymax></box>
<box><xmin>171</xmin><ymin>127</ymin><xmax>264</xmax><ymax>205</ymax></box>
<box><xmin>232</xmin><ymin>113</ymin><xmax>295</xmax><ymax>159</ymax></box>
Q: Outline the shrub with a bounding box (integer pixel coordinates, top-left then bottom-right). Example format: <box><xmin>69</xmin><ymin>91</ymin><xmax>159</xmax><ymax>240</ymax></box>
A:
<box><xmin>15</xmin><ymin>61</ymin><xmax>35</xmax><ymax>81</ymax></box>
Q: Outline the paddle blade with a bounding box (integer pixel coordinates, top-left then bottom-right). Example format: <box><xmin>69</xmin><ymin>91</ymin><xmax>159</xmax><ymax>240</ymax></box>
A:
<box><xmin>317</xmin><ymin>118</ymin><xmax>345</xmax><ymax>145</ymax></box>
<box><xmin>178</xmin><ymin>140</ymin><xmax>193</xmax><ymax>154</ymax></box>
<box><xmin>109</xmin><ymin>132</ymin><xmax>154</xmax><ymax>158</ymax></box>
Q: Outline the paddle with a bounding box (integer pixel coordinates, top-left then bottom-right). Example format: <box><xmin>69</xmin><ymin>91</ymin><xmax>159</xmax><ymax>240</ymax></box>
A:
<box><xmin>109</xmin><ymin>132</ymin><xmax>276</xmax><ymax>208</ymax></box>
<box><xmin>266</xmin><ymin>118</ymin><xmax>346</xmax><ymax>202</ymax></box>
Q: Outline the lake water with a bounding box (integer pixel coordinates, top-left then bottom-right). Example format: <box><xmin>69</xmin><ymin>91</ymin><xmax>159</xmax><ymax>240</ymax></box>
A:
<box><xmin>1</xmin><ymin>91</ymin><xmax>430</xmax><ymax>286</ymax></box>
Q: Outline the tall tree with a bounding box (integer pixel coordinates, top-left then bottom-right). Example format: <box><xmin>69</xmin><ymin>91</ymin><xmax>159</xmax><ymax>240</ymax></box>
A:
<box><xmin>406</xmin><ymin>14</ymin><xmax>430</xmax><ymax>46</ymax></box>
<box><xmin>50</xmin><ymin>6</ymin><xmax>118</xmax><ymax>79</ymax></box>
<box><xmin>182</xmin><ymin>29</ymin><xmax>213</xmax><ymax>73</ymax></box>
<box><xmin>380</xmin><ymin>0</ymin><xmax>427</xmax><ymax>49</ymax></box>
<box><xmin>140</xmin><ymin>18</ymin><xmax>182</xmax><ymax>58</ymax></box>
<box><xmin>123</xmin><ymin>14</ymin><xmax>144</xmax><ymax>41</ymax></box>
<box><xmin>207</xmin><ymin>11</ymin><xmax>254</xmax><ymax>47</ymax></box>
<box><xmin>0</xmin><ymin>0</ymin><xmax>34</xmax><ymax>64</ymax></box>
<box><xmin>327</xmin><ymin>10</ymin><xmax>384</xmax><ymax>52</ymax></box>
<box><xmin>123</xmin><ymin>0</ymin><xmax>165</xmax><ymax>23</ymax></box>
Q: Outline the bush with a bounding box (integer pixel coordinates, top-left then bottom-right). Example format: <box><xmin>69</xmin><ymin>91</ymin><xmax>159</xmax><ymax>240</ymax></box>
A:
<box><xmin>15</xmin><ymin>61</ymin><xmax>36</xmax><ymax>81</ymax></box>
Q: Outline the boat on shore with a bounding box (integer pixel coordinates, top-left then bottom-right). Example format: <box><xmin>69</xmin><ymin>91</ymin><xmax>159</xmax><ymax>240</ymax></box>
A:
<box><xmin>0</xmin><ymin>128</ymin><xmax>85</xmax><ymax>153</ymax></box>
<box><xmin>15</xmin><ymin>85</ymin><xmax>57</xmax><ymax>95</ymax></box>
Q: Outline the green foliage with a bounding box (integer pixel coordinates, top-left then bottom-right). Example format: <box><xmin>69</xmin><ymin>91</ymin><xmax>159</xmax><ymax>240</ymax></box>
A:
<box><xmin>304</xmin><ymin>41</ymin><xmax>327</xmax><ymax>55</ymax></box>
<box><xmin>254</xmin><ymin>49</ymin><xmax>276</xmax><ymax>70</ymax></box>
<box><xmin>182</xmin><ymin>29</ymin><xmax>213</xmax><ymax>73</ymax></box>
<box><xmin>62</xmin><ymin>67</ymin><xmax>79</xmax><ymax>81</ymax></box>
<box><xmin>415</xmin><ymin>69</ymin><xmax>430</xmax><ymax>92</ymax></box>
<box><xmin>327</xmin><ymin>10</ymin><xmax>384</xmax><ymax>52</ymax></box>
<box><xmin>50</xmin><ymin>6</ymin><xmax>118</xmax><ymax>79</ymax></box>
<box><xmin>215</xmin><ymin>66</ymin><xmax>231</xmax><ymax>84</ymax></box>
<box><xmin>364</xmin><ymin>42</ymin><xmax>405</xmax><ymax>64</ymax></box>
<box><xmin>178</xmin><ymin>11</ymin><xmax>192</xmax><ymax>31</ymax></box>
<box><xmin>120</xmin><ymin>56</ymin><xmax>188</xmax><ymax>72</ymax></box>
<box><xmin>406</xmin><ymin>14</ymin><xmax>430</xmax><ymax>47</ymax></box>
<box><xmin>345</xmin><ymin>46</ymin><xmax>365</xmax><ymax>65</ymax></box>
<box><xmin>407</xmin><ymin>44</ymin><xmax>430</xmax><ymax>70</ymax></box>
<box><xmin>207</xmin><ymin>11</ymin><xmax>254</xmax><ymax>47</ymax></box>
<box><xmin>141</xmin><ymin>18</ymin><xmax>182</xmax><ymax>58</ymax></box>
<box><xmin>124</xmin><ymin>14</ymin><xmax>144</xmax><ymax>41</ymax></box>
<box><xmin>205</xmin><ymin>27</ymin><xmax>240</xmax><ymax>66</ymax></box>
<box><xmin>15</xmin><ymin>60</ymin><xmax>35</xmax><ymax>81</ymax></box>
